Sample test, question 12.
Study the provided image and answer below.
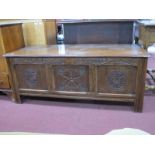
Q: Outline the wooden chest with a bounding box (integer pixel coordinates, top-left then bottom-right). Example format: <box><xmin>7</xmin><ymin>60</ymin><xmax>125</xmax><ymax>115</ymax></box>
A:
<box><xmin>4</xmin><ymin>44</ymin><xmax>148</xmax><ymax>112</ymax></box>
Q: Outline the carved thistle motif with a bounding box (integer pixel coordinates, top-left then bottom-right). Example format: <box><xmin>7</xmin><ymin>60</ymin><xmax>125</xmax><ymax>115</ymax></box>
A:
<box><xmin>24</xmin><ymin>69</ymin><xmax>38</xmax><ymax>87</ymax></box>
<box><xmin>108</xmin><ymin>70</ymin><xmax>127</xmax><ymax>91</ymax></box>
<box><xmin>54</xmin><ymin>66</ymin><xmax>89</xmax><ymax>92</ymax></box>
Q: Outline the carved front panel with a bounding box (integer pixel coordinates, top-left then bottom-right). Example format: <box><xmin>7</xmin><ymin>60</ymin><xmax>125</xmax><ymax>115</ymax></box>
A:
<box><xmin>108</xmin><ymin>71</ymin><xmax>127</xmax><ymax>91</ymax></box>
<box><xmin>97</xmin><ymin>66</ymin><xmax>137</xmax><ymax>94</ymax></box>
<box><xmin>15</xmin><ymin>64</ymin><xmax>48</xmax><ymax>90</ymax></box>
<box><xmin>54</xmin><ymin>65</ymin><xmax>89</xmax><ymax>92</ymax></box>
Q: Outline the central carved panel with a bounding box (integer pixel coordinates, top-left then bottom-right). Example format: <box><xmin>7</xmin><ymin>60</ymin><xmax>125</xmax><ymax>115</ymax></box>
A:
<box><xmin>54</xmin><ymin>66</ymin><xmax>89</xmax><ymax>92</ymax></box>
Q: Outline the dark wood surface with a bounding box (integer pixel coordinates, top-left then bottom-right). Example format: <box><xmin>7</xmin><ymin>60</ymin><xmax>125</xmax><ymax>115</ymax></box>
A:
<box><xmin>62</xmin><ymin>20</ymin><xmax>134</xmax><ymax>44</ymax></box>
<box><xmin>4</xmin><ymin>44</ymin><xmax>148</xmax><ymax>58</ymax></box>
<box><xmin>5</xmin><ymin>44</ymin><xmax>148</xmax><ymax>112</ymax></box>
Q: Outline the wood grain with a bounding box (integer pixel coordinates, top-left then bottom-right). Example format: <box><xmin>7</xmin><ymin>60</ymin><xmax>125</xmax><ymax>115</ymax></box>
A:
<box><xmin>1</xmin><ymin>24</ymin><xmax>24</xmax><ymax>52</ymax></box>
<box><xmin>44</xmin><ymin>20</ymin><xmax>57</xmax><ymax>45</ymax></box>
<box><xmin>0</xmin><ymin>23</ymin><xmax>24</xmax><ymax>90</ymax></box>
<box><xmin>22</xmin><ymin>20</ymin><xmax>57</xmax><ymax>46</ymax></box>
<box><xmin>22</xmin><ymin>21</ymin><xmax>46</xmax><ymax>46</ymax></box>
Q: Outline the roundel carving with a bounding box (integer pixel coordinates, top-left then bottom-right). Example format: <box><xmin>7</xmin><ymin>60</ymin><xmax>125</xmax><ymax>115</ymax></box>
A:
<box><xmin>108</xmin><ymin>70</ymin><xmax>127</xmax><ymax>91</ymax></box>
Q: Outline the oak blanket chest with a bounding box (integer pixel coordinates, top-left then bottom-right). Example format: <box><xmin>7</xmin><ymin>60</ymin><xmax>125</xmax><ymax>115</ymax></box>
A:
<box><xmin>4</xmin><ymin>44</ymin><xmax>148</xmax><ymax>112</ymax></box>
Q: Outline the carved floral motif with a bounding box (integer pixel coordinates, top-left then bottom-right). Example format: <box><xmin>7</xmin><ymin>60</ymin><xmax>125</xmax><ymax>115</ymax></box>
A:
<box><xmin>108</xmin><ymin>70</ymin><xmax>127</xmax><ymax>91</ymax></box>
<box><xmin>55</xmin><ymin>66</ymin><xmax>88</xmax><ymax>92</ymax></box>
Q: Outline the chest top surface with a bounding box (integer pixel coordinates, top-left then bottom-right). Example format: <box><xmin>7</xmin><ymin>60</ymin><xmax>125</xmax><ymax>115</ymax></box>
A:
<box><xmin>4</xmin><ymin>44</ymin><xmax>148</xmax><ymax>58</ymax></box>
